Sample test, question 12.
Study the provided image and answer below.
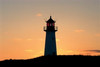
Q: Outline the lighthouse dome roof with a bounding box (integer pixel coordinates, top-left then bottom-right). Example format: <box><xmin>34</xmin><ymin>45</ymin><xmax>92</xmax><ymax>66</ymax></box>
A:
<box><xmin>46</xmin><ymin>16</ymin><xmax>55</xmax><ymax>23</ymax></box>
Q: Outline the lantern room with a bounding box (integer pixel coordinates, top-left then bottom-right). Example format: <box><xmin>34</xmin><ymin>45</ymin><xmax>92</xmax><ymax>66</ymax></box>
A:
<box><xmin>46</xmin><ymin>16</ymin><xmax>55</xmax><ymax>27</ymax></box>
<box><xmin>44</xmin><ymin>16</ymin><xmax>58</xmax><ymax>32</ymax></box>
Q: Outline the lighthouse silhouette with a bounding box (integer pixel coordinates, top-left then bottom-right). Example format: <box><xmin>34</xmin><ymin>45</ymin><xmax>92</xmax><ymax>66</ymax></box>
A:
<box><xmin>44</xmin><ymin>16</ymin><xmax>58</xmax><ymax>56</ymax></box>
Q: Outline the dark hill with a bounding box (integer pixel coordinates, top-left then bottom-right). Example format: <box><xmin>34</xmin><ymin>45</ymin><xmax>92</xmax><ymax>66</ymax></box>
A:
<box><xmin>0</xmin><ymin>55</ymin><xmax>100</xmax><ymax>66</ymax></box>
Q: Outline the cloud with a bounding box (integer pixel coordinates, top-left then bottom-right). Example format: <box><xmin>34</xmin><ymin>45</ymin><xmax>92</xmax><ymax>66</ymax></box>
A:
<box><xmin>14</xmin><ymin>38</ymin><xmax>33</xmax><ymax>41</ymax></box>
<box><xmin>36</xmin><ymin>13</ymin><xmax>42</xmax><ymax>17</ymax></box>
<box><xmin>74</xmin><ymin>29</ymin><xmax>85</xmax><ymax>33</ymax></box>
<box><xmin>4</xmin><ymin>32</ymin><xmax>9</xmax><ymax>35</ymax></box>
<box><xmin>85</xmin><ymin>50</ymin><xmax>100</xmax><ymax>53</ymax></box>
<box><xmin>24</xmin><ymin>50</ymin><xmax>33</xmax><ymax>52</ymax></box>
<box><xmin>14</xmin><ymin>38</ymin><xmax>22</xmax><ymax>41</ymax></box>
<box><xmin>66</xmin><ymin>50</ymin><xmax>73</xmax><ymax>53</ymax></box>
<box><xmin>95</xmin><ymin>34</ymin><xmax>100</xmax><ymax>37</ymax></box>
<box><xmin>27</xmin><ymin>38</ymin><xmax>32</xmax><ymax>41</ymax></box>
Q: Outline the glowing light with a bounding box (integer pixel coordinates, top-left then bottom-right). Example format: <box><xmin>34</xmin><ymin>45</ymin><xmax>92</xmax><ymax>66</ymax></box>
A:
<box><xmin>36</xmin><ymin>13</ymin><xmax>42</xmax><ymax>17</ymax></box>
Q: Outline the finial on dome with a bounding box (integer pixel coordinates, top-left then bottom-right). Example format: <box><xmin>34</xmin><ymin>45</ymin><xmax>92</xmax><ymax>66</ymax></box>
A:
<box><xmin>46</xmin><ymin>16</ymin><xmax>55</xmax><ymax>23</ymax></box>
<box><xmin>50</xmin><ymin>16</ymin><xmax>52</xmax><ymax>19</ymax></box>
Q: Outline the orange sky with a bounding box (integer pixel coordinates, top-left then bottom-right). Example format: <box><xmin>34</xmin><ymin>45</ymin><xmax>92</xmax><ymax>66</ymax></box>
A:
<box><xmin>0</xmin><ymin>0</ymin><xmax>100</xmax><ymax>61</ymax></box>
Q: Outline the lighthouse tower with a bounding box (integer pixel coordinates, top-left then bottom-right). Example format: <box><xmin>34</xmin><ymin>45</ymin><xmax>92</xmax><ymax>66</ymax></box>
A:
<box><xmin>44</xmin><ymin>16</ymin><xmax>58</xmax><ymax>56</ymax></box>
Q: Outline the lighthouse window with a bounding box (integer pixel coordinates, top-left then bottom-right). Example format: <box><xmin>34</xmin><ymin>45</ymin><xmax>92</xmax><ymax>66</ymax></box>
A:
<box><xmin>50</xmin><ymin>23</ymin><xmax>53</xmax><ymax>26</ymax></box>
<box><xmin>50</xmin><ymin>24</ymin><xmax>52</xmax><ymax>26</ymax></box>
<box><xmin>53</xmin><ymin>23</ymin><xmax>54</xmax><ymax>26</ymax></box>
<box><xmin>51</xmin><ymin>23</ymin><xmax>53</xmax><ymax>26</ymax></box>
<box><xmin>47</xmin><ymin>23</ymin><xmax>49</xmax><ymax>26</ymax></box>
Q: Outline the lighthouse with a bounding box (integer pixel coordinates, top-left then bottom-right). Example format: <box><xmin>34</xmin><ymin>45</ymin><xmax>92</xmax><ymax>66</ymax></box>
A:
<box><xmin>44</xmin><ymin>16</ymin><xmax>58</xmax><ymax>56</ymax></box>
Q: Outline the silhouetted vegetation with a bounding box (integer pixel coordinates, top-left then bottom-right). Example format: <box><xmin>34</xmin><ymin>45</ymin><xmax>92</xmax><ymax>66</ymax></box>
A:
<box><xmin>0</xmin><ymin>55</ymin><xmax>100</xmax><ymax>65</ymax></box>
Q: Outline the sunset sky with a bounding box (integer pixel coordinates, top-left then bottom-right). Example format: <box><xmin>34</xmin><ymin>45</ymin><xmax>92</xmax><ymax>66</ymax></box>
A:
<box><xmin>0</xmin><ymin>0</ymin><xmax>100</xmax><ymax>60</ymax></box>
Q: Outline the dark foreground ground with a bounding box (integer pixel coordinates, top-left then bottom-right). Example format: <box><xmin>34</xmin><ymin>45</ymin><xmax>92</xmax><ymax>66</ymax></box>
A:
<box><xmin>0</xmin><ymin>55</ymin><xmax>100</xmax><ymax>66</ymax></box>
